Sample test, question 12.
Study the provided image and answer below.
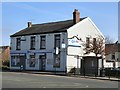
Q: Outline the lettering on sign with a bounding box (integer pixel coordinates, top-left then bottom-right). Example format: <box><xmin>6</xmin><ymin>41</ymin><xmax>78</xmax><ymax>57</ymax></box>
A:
<box><xmin>68</xmin><ymin>37</ymin><xmax>81</xmax><ymax>47</ymax></box>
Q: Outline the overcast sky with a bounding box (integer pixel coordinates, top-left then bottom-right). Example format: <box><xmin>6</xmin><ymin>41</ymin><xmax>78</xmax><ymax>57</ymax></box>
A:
<box><xmin>1</xmin><ymin>2</ymin><xmax>118</xmax><ymax>46</ymax></box>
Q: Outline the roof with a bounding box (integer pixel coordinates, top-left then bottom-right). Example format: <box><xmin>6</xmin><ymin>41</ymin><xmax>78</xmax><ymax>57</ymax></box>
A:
<box><xmin>105</xmin><ymin>43</ymin><xmax>120</xmax><ymax>55</ymax></box>
<box><xmin>0</xmin><ymin>46</ymin><xmax>10</xmax><ymax>49</ymax></box>
<box><xmin>0</xmin><ymin>46</ymin><xmax>10</xmax><ymax>52</ymax></box>
<box><xmin>10</xmin><ymin>18</ymin><xmax>86</xmax><ymax>37</ymax></box>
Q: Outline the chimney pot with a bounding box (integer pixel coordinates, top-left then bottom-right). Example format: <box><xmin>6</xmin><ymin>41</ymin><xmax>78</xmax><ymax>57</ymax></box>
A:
<box><xmin>73</xmin><ymin>9</ymin><xmax>80</xmax><ymax>24</ymax></box>
<box><xmin>28</xmin><ymin>22</ymin><xmax>32</xmax><ymax>28</ymax></box>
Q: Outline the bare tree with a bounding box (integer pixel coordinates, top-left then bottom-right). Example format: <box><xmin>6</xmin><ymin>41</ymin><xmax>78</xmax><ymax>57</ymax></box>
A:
<box><xmin>105</xmin><ymin>35</ymin><xmax>114</xmax><ymax>44</ymax></box>
<box><xmin>83</xmin><ymin>35</ymin><xmax>105</xmax><ymax>57</ymax></box>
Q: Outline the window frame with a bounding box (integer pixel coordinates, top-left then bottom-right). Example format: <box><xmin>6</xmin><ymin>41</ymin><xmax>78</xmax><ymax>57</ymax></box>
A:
<box><xmin>111</xmin><ymin>53</ymin><xmax>115</xmax><ymax>60</ymax></box>
<box><xmin>16</xmin><ymin>38</ymin><xmax>21</xmax><ymax>50</ymax></box>
<box><xmin>11</xmin><ymin>56</ymin><xmax>20</xmax><ymax>67</ymax></box>
<box><xmin>40</xmin><ymin>36</ymin><xmax>46</xmax><ymax>49</ymax></box>
<box><xmin>54</xmin><ymin>34</ymin><xmax>61</xmax><ymax>49</ymax></box>
<box><xmin>29</xmin><ymin>55</ymin><xmax>36</xmax><ymax>67</ymax></box>
<box><xmin>30</xmin><ymin>36</ymin><xmax>36</xmax><ymax>50</ymax></box>
<box><xmin>86</xmin><ymin>37</ymin><xmax>90</xmax><ymax>48</ymax></box>
<box><xmin>53</xmin><ymin>53</ymin><xmax>60</xmax><ymax>68</ymax></box>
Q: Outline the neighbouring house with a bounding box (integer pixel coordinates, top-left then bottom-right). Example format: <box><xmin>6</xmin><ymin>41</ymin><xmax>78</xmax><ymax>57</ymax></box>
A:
<box><xmin>105</xmin><ymin>41</ymin><xmax>120</xmax><ymax>68</ymax></box>
<box><xmin>0</xmin><ymin>46</ymin><xmax>10</xmax><ymax>64</ymax></box>
<box><xmin>10</xmin><ymin>9</ymin><xmax>105</xmax><ymax>75</ymax></box>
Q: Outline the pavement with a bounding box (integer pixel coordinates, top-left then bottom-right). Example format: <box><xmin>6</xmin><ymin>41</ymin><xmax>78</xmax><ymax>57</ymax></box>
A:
<box><xmin>11</xmin><ymin>70</ymin><xmax>120</xmax><ymax>82</ymax></box>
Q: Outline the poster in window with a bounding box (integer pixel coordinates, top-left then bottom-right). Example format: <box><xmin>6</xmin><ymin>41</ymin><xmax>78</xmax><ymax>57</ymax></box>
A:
<box><xmin>29</xmin><ymin>58</ymin><xmax>35</xmax><ymax>67</ymax></box>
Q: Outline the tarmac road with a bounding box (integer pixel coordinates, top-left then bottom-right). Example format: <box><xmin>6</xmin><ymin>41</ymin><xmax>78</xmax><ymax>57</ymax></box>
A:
<box><xmin>2</xmin><ymin>71</ymin><xmax>119</xmax><ymax>88</ymax></box>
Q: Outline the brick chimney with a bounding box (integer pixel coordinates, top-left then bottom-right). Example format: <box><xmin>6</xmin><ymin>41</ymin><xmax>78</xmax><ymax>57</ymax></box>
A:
<box><xmin>73</xmin><ymin>9</ymin><xmax>80</xmax><ymax>24</ymax></box>
<box><xmin>28</xmin><ymin>22</ymin><xmax>32</xmax><ymax>28</ymax></box>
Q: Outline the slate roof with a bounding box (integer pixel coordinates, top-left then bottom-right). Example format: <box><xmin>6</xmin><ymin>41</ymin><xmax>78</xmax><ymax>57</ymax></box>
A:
<box><xmin>10</xmin><ymin>18</ymin><xmax>86</xmax><ymax>37</ymax></box>
<box><xmin>105</xmin><ymin>43</ymin><xmax>120</xmax><ymax>55</ymax></box>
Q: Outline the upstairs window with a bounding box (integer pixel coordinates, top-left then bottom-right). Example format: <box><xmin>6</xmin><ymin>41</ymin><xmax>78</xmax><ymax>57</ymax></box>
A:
<box><xmin>86</xmin><ymin>37</ymin><xmax>90</xmax><ymax>48</ymax></box>
<box><xmin>54</xmin><ymin>34</ymin><xmax>61</xmax><ymax>48</ymax></box>
<box><xmin>93</xmin><ymin>38</ymin><xmax>96</xmax><ymax>49</ymax></box>
<box><xmin>16</xmin><ymin>38</ymin><xmax>21</xmax><ymax>50</ymax></box>
<box><xmin>30</xmin><ymin>36</ymin><xmax>35</xmax><ymax>50</ymax></box>
<box><xmin>112</xmin><ymin>54</ymin><xmax>115</xmax><ymax>60</ymax></box>
<box><xmin>40</xmin><ymin>36</ymin><xmax>46</xmax><ymax>49</ymax></box>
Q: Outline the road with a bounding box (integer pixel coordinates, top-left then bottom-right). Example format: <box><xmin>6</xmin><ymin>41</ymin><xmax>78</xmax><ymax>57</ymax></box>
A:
<box><xmin>2</xmin><ymin>71</ymin><xmax>119</xmax><ymax>88</ymax></box>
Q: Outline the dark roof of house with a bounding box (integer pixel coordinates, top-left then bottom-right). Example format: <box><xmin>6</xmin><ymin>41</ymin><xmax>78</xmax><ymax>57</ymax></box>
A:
<box><xmin>0</xmin><ymin>46</ymin><xmax>10</xmax><ymax>48</ymax></box>
<box><xmin>105</xmin><ymin>43</ymin><xmax>120</xmax><ymax>55</ymax></box>
<box><xmin>10</xmin><ymin>17</ymin><xmax>86</xmax><ymax>37</ymax></box>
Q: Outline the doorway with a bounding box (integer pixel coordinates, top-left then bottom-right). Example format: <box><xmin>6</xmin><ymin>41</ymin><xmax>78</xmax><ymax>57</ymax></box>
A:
<box><xmin>39</xmin><ymin>55</ymin><xmax>46</xmax><ymax>71</ymax></box>
<box><xmin>81</xmin><ymin>57</ymin><xmax>98</xmax><ymax>76</ymax></box>
<box><xmin>20</xmin><ymin>55</ymin><xmax>26</xmax><ymax>70</ymax></box>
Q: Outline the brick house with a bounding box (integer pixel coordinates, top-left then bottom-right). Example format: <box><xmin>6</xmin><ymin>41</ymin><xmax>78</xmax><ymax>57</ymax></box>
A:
<box><xmin>105</xmin><ymin>41</ymin><xmax>120</xmax><ymax>68</ymax></box>
<box><xmin>0</xmin><ymin>46</ymin><xmax>10</xmax><ymax>63</ymax></box>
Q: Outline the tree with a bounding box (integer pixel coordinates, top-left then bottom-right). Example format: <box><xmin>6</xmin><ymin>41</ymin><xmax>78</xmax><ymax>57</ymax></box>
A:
<box><xmin>105</xmin><ymin>35</ymin><xmax>114</xmax><ymax>44</ymax></box>
<box><xmin>83</xmin><ymin>35</ymin><xmax>105</xmax><ymax>57</ymax></box>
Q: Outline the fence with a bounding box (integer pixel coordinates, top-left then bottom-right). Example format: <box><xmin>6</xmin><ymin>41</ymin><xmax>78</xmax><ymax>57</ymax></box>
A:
<box><xmin>67</xmin><ymin>67</ymin><xmax>120</xmax><ymax>78</ymax></box>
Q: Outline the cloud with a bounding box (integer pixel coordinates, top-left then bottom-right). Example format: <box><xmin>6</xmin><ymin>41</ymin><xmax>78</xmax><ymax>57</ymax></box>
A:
<box><xmin>8</xmin><ymin>2</ymin><xmax>68</xmax><ymax>18</ymax></box>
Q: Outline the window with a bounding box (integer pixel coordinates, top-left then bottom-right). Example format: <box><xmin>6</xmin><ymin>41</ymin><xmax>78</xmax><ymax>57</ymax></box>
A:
<box><xmin>54</xmin><ymin>34</ymin><xmax>61</xmax><ymax>48</ymax></box>
<box><xmin>16</xmin><ymin>38</ymin><xmax>21</xmax><ymax>50</ymax></box>
<box><xmin>30</xmin><ymin>36</ymin><xmax>35</xmax><ymax>50</ymax></box>
<box><xmin>11</xmin><ymin>56</ymin><xmax>20</xmax><ymax>66</ymax></box>
<box><xmin>11</xmin><ymin>56</ymin><xmax>15</xmax><ymax>66</ymax></box>
<box><xmin>40</xmin><ymin>36</ymin><xmax>46</xmax><ymax>49</ymax></box>
<box><xmin>93</xmin><ymin>38</ymin><xmax>96</xmax><ymax>49</ymax></box>
<box><xmin>112</xmin><ymin>54</ymin><xmax>115</xmax><ymax>60</ymax></box>
<box><xmin>53</xmin><ymin>54</ymin><xmax>60</xmax><ymax>68</ymax></box>
<box><xmin>86</xmin><ymin>37</ymin><xmax>90</xmax><ymax>48</ymax></box>
<box><xmin>29</xmin><ymin>55</ymin><xmax>35</xmax><ymax>67</ymax></box>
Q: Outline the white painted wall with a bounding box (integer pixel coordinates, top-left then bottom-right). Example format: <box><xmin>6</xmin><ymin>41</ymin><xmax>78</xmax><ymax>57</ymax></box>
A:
<box><xmin>10</xmin><ymin>37</ymin><xmax>16</xmax><ymax>50</ymax></box>
<box><xmin>66</xmin><ymin>55</ymin><xmax>81</xmax><ymax>72</ymax></box>
<box><xmin>66</xmin><ymin>17</ymin><xmax>105</xmax><ymax>72</ymax></box>
<box><xmin>104</xmin><ymin>61</ymin><xmax>113</xmax><ymax>68</ymax></box>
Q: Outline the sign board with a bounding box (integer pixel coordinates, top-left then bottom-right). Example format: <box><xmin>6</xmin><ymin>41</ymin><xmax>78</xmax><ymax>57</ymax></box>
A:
<box><xmin>55</xmin><ymin>47</ymin><xmax>59</xmax><ymax>54</ymax></box>
<box><xmin>61</xmin><ymin>43</ymin><xmax>66</xmax><ymax>48</ymax></box>
<box><xmin>68</xmin><ymin>37</ymin><xmax>81</xmax><ymax>47</ymax></box>
<box><xmin>21</xmin><ymin>36</ymin><xmax>26</xmax><ymax>41</ymax></box>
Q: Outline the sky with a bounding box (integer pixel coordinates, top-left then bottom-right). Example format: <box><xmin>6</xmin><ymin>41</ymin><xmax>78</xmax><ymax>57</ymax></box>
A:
<box><xmin>1</xmin><ymin>2</ymin><xmax>118</xmax><ymax>46</ymax></box>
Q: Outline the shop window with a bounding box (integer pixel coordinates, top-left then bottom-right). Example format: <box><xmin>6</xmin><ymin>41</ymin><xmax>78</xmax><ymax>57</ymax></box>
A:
<box><xmin>53</xmin><ymin>53</ymin><xmax>60</xmax><ymax>68</ymax></box>
<box><xmin>11</xmin><ymin>56</ymin><xmax>20</xmax><ymax>66</ymax></box>
<box><xmin>29</xmin><ymin>55</ymin><xmax>35</xmax><ymax>67</ymax></box>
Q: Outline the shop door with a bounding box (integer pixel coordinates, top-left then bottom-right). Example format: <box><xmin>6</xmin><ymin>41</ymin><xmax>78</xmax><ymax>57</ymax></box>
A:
<box><xmin>39</xmin><ymin>55</ymin><xmax>46</xmax><ymax>71</ymax></box>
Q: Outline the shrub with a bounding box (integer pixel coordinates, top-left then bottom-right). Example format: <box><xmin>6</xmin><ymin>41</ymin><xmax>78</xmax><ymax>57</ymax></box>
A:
<box><xmin>2</xmin><ymin>65</ymin><xmax>10</xmax><ymax>70</ymax></box>
<box><xmin>68</xmin><ymin>67</ymin><xmax>76</xmax><ymax>74</ymax></box>
<box><xmin>2</xmin><ymin>60</ymin><xmax>10</xmax><ymax>67</ymax></box>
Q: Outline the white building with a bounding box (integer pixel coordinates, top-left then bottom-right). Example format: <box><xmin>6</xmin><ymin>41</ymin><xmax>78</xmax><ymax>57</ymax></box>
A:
<box><xmin>10</xmin><ymin>9</ymin><xmax>105</xmax><ymax>75</ymax></box>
